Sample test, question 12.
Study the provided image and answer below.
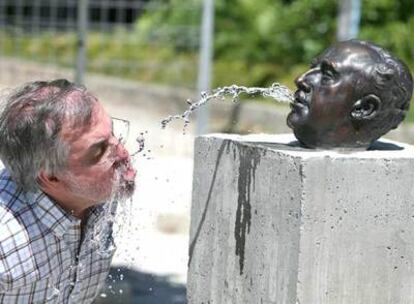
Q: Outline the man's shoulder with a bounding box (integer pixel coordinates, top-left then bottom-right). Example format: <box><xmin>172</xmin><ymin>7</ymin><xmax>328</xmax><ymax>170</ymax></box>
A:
<box><xmin>0</xmin><ymin>170</ymin><xmax>44</xmax><ymax>290</ymax></box>
<box><xmin>0</xmin><ymin>170</ymin><xmax>35</xmax><ymax>246</ymax></box>
<box><xmin>0</xmin><ymin>169</ymin><xmax>39</xmax><ymax>265</ymax></box>
<box><xmin>0</xmin><ymin>216</ymin><xmax>42</xmax><ymax>291</ymax></box>
<box><xmin>0</xmin><ymin>169</ymin><xmax>30</xmax><ymax>224</ymax></box>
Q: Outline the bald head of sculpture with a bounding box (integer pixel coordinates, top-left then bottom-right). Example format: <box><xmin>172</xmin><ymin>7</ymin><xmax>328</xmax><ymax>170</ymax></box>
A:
<box><xmin>287</xmin><ymin>39</ymin><xmax>413</xmax><ymax>149</ymax></box>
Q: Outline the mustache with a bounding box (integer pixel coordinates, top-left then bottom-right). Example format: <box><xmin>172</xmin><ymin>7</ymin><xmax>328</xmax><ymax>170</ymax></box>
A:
<box><xmin>112</xmin><ymin>159</ymin><xmax>135</xmax><ymax>193</ymax></box>
<box><xmin>112</xmin><ymin>158</ymin><xmax>130</xmax><ymax>172</ymax></box>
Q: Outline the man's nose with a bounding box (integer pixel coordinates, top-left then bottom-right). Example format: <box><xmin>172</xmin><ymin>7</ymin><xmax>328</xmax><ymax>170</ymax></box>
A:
<box><xmin>295</xmin><ymin>68</ymin><xmax>317</xmax><ymax>93</ymax></box>
<box><xmin>110</xmin><ymin>136</ymin><xmax>129</xmax><ymax>161</ymax></box>
<box><xmin>115</xmin><ymin>141</ymin><xmax>129</xmax><ymax>161</ymax></box>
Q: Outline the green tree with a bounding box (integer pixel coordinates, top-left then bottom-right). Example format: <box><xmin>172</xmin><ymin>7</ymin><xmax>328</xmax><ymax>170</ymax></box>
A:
<box><xmin>359</xmin><ymin>0</ymin><xmax>414</xmax><ymax>67</ymax></box>
<box><xmin>134</xmin><ymin>0</ymin><xmax>414</xmax><ymax>87</ymax></box>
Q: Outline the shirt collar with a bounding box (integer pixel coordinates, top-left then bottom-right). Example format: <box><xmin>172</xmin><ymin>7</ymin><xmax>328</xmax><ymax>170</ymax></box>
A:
<box><xmin>86</xmin><ymin>204</ymin><xmax>104</xmax><ymax>227</ymax></box>
<box><xmin>27</xmin><ymin>190</ymin><xmax>81</xmax><ymax>239</ymax></box>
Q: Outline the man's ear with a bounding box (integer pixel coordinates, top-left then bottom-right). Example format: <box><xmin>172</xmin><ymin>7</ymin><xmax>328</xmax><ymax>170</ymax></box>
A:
<box><xmin>37</xmin><ymin>170</ymin><xmax>60</xmax><ymax>190</ymax></box>
<box><xmin>351</xmin><ymin>94</ymin><xmax>381</xmax><ymax>121</ymax></box>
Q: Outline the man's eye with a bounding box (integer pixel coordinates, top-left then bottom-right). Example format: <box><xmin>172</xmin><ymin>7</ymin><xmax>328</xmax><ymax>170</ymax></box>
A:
<box><xmin>93</xmin><ymin>146</ymin><xmax>106</xmax><ymax>160</ymax></box>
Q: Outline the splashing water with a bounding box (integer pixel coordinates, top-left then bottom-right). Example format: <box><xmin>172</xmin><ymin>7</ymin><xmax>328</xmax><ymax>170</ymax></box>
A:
<box><xmin>87</xmin><ymin>164</ymin><xmax>135</xmax><ymax>256</ymax></box>
<box><xmin>160</xmin><ymin>83</ymin><xmax>294</xmax><ymax>131</ymax></box>
<box><xmin>85</xmin><ymin>128</ymin><xmax>151</xmax><ymax>258</ymax></box>
<box><xmin>134</xmin><ymin>134</ymin><xmax>145</xmax><ymax>155</ymax></box>
<box><xmin>131</xmin><ymin>132</ymin><xmax>146</xmax><ymax>157</ymax></box>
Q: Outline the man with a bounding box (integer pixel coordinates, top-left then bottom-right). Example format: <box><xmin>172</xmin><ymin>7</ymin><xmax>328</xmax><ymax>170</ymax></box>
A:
<box><xmin>0</xmin><ymin>79</ymin><xmax>136</xmax><ymax>303</ymax></box>
<box><xmin>288</xmin><ymin>39</ymin><xmax>413</xmax><ymax>149</ymax></box>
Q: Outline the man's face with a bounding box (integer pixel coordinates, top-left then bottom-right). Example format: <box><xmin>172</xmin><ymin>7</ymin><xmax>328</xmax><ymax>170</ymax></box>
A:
<box><xmin>287</xmin><ymin>42</ymin><xmax>377</xmax><ymax>147</ymax></box>
<box><xmin>59</xmin><ymin>102</ymin><xmax>136</xmax><ymax>204</ymax></box>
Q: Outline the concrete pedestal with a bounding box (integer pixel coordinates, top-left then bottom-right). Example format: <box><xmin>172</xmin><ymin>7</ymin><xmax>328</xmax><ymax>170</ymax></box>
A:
<box><xmin>187</xmin><ymin>134</ymin><xmax>414</xmax><ymax>304</ymax></box>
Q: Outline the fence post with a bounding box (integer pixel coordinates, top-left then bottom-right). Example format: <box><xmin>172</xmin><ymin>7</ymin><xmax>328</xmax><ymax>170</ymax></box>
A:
<box><xmin>196</xmin><ymin>0</ymin><xmax>215</xmax><ymax>135</ymax></box>
<box><xmin>337</xmin><ymin>0</ymin><xmax>361</xmax><ymax>41</ymax></box>
<box><xmin>75</xmin><ymin>0</ymin><xmax>89</xmax><ymax>85</ymax></box>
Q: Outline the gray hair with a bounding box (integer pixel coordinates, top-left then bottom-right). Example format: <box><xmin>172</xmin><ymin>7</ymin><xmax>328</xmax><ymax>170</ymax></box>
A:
<box><xmin>0</xmin><ymin>79</ymin><xmax>97</xmax><ymax>192</ymax></box>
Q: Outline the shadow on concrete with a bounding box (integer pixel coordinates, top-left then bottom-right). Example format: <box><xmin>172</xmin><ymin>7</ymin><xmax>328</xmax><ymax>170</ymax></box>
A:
<box><xmin>254</xmin><ymin>140</ymin><xmax>404</xmax><ymax>152</ymax></box>
<box><xmin>93</xmin><ymin>266</ymin><xmax>187</xmax><ymax>304</ymax></box>
<box><xmin>368</xmin><ymin>140</ymin><xmax>404</xmax><ymax>151</ymax></box>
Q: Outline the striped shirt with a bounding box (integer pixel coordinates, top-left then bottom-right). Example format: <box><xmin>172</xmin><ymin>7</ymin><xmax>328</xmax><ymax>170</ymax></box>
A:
<box><xmin>0</xmin><ymin>169</ymin><xmax>116</xmax><ymax>303</ymax></box>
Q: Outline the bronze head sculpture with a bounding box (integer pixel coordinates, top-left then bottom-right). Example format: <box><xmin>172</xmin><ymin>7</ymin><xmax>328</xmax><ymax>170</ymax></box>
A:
<box><xmin>287</xmin><ymin>39</ymin><xmax>413</xmax><ymax>149</ymax></box>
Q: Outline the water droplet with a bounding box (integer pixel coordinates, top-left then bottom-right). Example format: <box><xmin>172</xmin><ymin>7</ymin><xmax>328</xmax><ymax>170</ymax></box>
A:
<box><xmin>100</xmin><ymin>293</ymin><xmax>107</xmax><ymax>298</ymax></box>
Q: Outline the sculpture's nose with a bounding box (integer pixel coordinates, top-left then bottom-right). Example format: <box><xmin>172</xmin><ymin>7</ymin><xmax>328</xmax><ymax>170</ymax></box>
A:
<box><xmin>295</xmin><ymin>69</ymin><xmax>315</xmax><ymax>93</ymax></box>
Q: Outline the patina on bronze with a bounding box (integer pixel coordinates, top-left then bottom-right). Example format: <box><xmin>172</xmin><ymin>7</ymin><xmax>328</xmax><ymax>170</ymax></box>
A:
<box><xmin>287</xmin><ymin>39</ymin><xmax>413</xmax><ymax>149</ymax></box>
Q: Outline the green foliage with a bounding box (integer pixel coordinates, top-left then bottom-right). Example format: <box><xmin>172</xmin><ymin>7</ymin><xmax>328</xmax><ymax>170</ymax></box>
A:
<box><xmin>0</xmin><ymin>28</ymin><xmax>199</xmax><ymax>88</ymax></box>
<box><xmin>132</xmin><ymin>0</ymin><xmax>201</xmax><ymax>52</ymax></box>
<box><xmin>1</xmin><ymin>0</ymin><xmax>414</xmax><ymax>93</ymax></box>
<box><xmin>359</xmin><ymin>0</ymin><xmax>414</xmax><ymax>69</ymax></box>
<box><xmin>214</xmin><ymin>0</ymin><xmax>337</xmax><ymax>65</ymax></box>
<box><xmin>132</xmin><ymin>0</ymin><xmax>414</xmax><ymax>88</ymax></box>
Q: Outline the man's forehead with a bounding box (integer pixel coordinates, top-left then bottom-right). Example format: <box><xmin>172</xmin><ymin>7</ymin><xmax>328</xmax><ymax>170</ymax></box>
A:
<box><xmin>60</xmin><ymin>102</ymin><xmax>111</xmax><ymax>145</ymax></box>
<box><xmin>316</xmin><ymin>43</ymin><xmax>379</xmax><ymax>67</ymax></box>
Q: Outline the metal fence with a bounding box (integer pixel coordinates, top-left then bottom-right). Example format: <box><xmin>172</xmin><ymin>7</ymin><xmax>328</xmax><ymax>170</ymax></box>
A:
<box><xmin>0</xmin><ymin>0</ymin><xmax>201</xmax><ymax>89</ymax></box>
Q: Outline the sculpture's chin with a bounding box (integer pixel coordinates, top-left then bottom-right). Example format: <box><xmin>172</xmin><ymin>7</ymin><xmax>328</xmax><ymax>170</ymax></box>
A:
<box><xmin>287</xmin><ymin>110</ymin><xmax>306</xmax><ymax>130</ymax></box>
<box><xmin>291</xmin><ymin>128</ymin><xmax>316</xmax><ymax>148</ymax></box>
<box><xmin>287</xmin><ymin>100</ymin><xmax>310</xmax><ymax>129</ymax></box>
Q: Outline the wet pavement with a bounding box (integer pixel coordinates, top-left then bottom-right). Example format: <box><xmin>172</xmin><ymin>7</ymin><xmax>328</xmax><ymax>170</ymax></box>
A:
<box><xmin>93</xmin><ymin>267</ymin><xmax>187</xmax><ymax>304</ymax></box>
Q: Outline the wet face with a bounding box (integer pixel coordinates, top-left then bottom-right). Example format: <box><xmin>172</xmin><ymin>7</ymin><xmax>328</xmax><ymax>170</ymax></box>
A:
<box><xmin>287</xmin><ymin>42</ymin><xmax>378</xmax><ymax>148</ymax></box>
<box><xmin>59</xmin><ymin>102</ymin><xmax>136</xmax><ymax>204</ymax></box>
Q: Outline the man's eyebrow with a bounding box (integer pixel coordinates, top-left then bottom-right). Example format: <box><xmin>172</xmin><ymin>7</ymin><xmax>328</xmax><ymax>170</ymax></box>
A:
<box><xmin>85</xmin><ymin>117</ymin><xmax>113</xmax><ymax>154</ymax></box>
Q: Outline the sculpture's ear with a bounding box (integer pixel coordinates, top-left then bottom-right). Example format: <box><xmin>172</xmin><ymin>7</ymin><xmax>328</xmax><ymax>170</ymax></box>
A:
<box><xmin>350</xmin><ymin>94</ymin><xmax>381</xmax><ymax>121</ymax></box>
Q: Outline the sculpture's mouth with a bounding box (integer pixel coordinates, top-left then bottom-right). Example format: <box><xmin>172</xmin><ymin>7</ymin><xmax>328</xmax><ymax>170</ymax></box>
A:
<box><xmin>290</xmin><ymin>90</ymin><xmax>309</xmax><ymax>110</ymax></box>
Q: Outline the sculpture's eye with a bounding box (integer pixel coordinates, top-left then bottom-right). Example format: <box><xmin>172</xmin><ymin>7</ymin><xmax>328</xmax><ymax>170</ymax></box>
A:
<box><xmin>320</xmin><ymin>61</ymin><xmax>337</xmax><ymax>85</ymax></box>
<box><xmin>321</xmin><ymin>70</ymin><xmax>335</xmax><ymax>84</ymax></box>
